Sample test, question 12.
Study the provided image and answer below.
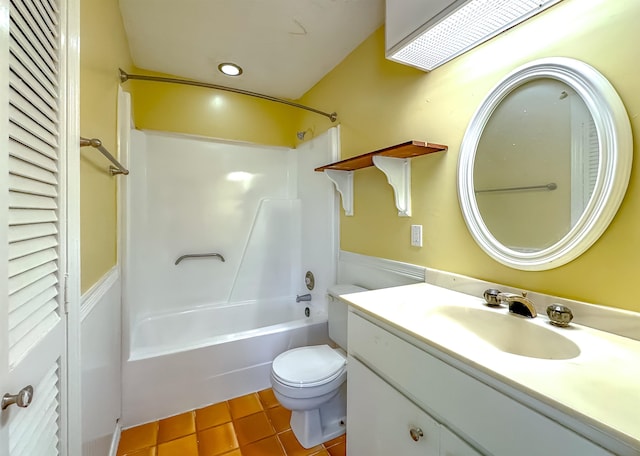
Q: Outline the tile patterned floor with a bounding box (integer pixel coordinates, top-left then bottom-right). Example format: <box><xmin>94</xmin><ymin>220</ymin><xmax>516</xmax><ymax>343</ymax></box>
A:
<box><xmin>116</xmin><ymin>389</ymin><xmax>347</xmax><ymax>456</ymax></box>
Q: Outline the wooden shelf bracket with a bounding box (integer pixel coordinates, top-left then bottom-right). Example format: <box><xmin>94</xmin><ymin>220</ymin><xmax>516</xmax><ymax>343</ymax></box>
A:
<box><xmin>325</xmin><ymin>169</ymin><xmax>354</xmax><ymax>216</ymax></box>
<box><xmin>373</xmin><ymin>155</ymin><xmax>411</xmax><ymax>217</ymax></box>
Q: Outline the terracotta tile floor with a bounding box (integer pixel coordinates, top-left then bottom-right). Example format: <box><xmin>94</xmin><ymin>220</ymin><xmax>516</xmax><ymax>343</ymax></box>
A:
<box><xmin>117</xmin><ymin>389</ymin><xmax>347</xmax><ymax>456</ymax></box>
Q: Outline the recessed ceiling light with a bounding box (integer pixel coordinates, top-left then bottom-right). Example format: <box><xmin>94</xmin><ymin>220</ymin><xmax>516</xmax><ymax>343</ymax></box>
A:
<box><xmin>218</xmin><ymin>63</ymin><xmax>243</xmax><ymax>76</ymax></box>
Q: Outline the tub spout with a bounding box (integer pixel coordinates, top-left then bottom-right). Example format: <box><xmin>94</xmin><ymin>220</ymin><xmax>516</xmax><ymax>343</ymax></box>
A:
<box><xmin>296</xmin><ymin>294</ymin><xmax>312</xmax><ymax>303</ymax></box>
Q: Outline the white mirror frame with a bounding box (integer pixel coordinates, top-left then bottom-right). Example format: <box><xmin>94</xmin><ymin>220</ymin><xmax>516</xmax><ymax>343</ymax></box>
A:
<box><xmin>458</xmin><ymin>57</ymin><xmax>632</xmax><ymax>271</ymax></box>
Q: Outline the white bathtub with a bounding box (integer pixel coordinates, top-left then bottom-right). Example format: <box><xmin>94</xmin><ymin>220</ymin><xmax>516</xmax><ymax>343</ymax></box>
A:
<box><xmin>121</xmin><ymin>298</ymin><xmax>330</xmax><ymax>427</ymax></box>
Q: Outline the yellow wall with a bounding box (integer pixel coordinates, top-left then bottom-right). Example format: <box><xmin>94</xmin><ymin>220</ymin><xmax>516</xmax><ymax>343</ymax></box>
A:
<box><xmin>128</xmin><ymin>68</ymin><xmax>298</xmax><ymax>148</ymax></box>
<box><xmin>81</xmin><ymin>0</ymin><xmax>640</xmax><ymax>313</ymax></box>
<box><xmin>80</xmin><ymin>0</ymin><xmax>132</xmax><ymax>292</ymax></box>
<box><xmin>296</xmin><ymin>0</ymin><xmax>640</xmax><ymax>312</ymax></box>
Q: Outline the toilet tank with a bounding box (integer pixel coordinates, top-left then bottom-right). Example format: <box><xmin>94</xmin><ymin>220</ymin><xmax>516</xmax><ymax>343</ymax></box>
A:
<box><xmin>327</xmin><ymin>285</ymin><xmax>367</xmax><ymax>349</ymax></box>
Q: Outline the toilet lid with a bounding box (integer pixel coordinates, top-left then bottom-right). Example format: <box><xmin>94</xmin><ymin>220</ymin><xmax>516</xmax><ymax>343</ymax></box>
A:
<box><xmin>272</xmin><ymin>345</ymin><xmax>346</xmax><ymax>387</ymax></box>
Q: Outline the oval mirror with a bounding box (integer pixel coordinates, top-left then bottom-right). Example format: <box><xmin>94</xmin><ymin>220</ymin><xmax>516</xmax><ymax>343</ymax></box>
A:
<box><xmin>458</xmin><ymin>58</ymin><xmax>632</xmax><ymax>270</ymax></box>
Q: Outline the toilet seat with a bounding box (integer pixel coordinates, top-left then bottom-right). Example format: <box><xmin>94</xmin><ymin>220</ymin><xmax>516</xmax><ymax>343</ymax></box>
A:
<box><xmin>272</xmin><ymin>345</ymin><xmax>346</xmax><ymax>388</ymax></box>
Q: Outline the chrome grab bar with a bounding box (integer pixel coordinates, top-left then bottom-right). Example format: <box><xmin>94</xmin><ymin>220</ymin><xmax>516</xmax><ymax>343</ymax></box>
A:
<box><xmin>475</xmin><ymin>182</ymin><xmax>557</xmax><ymax>194</ymax></box>
<box><xmin>80</xmin><ymin>137</ymin><xmax>130</xmax><ymax>176</ymax></box>
<box><xmin>174</xmin><ymin>253</ymin><xmax>226</xmax><ymax>265</ymax></box>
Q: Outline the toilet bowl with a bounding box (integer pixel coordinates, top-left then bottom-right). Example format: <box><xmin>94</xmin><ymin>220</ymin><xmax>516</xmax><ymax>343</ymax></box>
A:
<box><xmin>270</xmin><ymin>285</ymin><xmax>366</xmax><ymax>449</ymax></box>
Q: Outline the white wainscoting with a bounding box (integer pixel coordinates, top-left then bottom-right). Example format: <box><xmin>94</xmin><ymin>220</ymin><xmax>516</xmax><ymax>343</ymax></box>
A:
<box><xmin>81</xmin><ymin>266</ymin><xmax>122</xmax><ymax>456</ymax></box>
<box><xmin>337</xmin><ymin>250</ymin><xmax>426</xmax><ymax>289</ymax></box>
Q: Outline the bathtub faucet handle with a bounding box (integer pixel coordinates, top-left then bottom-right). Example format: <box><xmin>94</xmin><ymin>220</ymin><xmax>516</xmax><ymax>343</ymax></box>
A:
<box><xmin>296</xmin><ymin>294</ymin><xmax>312</xmax><ymax>303</ymax></box>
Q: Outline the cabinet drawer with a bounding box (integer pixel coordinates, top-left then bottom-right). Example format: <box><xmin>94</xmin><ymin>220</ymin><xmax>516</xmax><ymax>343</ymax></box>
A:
<box><xmin>347</xmin><ymin>356</ymin><xmax>440</xmax><ymax>455</ymax></box>
<box><xmin>348</xmin><ymin>311</ymin><xmax>612</xmax><ymax>456</ymax></box>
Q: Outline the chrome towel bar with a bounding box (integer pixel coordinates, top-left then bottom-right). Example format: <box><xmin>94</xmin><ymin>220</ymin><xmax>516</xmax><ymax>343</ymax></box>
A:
<box><xmin>175</xmin><ymin>253</ymin><xmax>226</xmax><ymax>265</ymax></box>
<box><xmin>80</xmin><ymin>137</ymin><xmax>129</xmax><ymax>176</ymax></box>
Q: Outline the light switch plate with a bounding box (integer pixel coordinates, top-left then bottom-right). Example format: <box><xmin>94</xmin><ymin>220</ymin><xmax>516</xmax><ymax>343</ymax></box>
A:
<box><xmin>411</xmin><ymin>224</ymin><xmax>423</xmax><ymax>247</ymax></box>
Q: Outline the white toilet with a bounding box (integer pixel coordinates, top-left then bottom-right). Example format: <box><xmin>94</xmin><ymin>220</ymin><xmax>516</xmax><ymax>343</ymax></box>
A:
<box><xmin>270</xmin><ymin>284</ymin><xmax>366</xmax><ymax>449</ymax></box>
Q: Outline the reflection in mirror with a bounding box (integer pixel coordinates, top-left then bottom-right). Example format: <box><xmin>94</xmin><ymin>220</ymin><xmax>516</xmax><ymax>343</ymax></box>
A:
<box><xmin>473</xmin><ymin>79</ymin><xmax>597</xmax><ymax>252</ymax></box>
<box><xmin>457</xmin><ymin>57</ymin><xmax>632</xmax><ymax>271</ymax></box>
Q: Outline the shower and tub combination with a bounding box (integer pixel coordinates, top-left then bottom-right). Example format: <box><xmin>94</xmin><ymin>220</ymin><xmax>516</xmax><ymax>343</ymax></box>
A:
<box><xmin>121</xmin><ymin>127</ymin><xmax>340</xmax><ymax>427</ymax></box>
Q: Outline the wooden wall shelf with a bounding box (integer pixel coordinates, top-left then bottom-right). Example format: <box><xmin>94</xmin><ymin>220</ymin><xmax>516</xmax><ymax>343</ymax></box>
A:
<box><xmin>315</xmin><ymin>140</ymin><xmax>447</xmax><ymax>217</ymax></box>
<box><xmin>315</xmin><ymin>141</ymin><xmax>447</xmax><ymax>172</ymax></box>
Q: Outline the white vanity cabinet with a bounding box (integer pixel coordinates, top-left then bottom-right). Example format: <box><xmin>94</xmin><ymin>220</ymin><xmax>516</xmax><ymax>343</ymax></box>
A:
<box><xmin>440</xmin><ymin>427</ymin><xmax>482</xmax><ymax>456</ymax></box>
<box><xmin>348</xmin><ymin>355</ymin><xmax>480</xmax><ymax>455</ymax></box>
<box><xmin>347</xmin><ymin>310</ymin><xmax>613</xmax><ymax>456</ymax></box>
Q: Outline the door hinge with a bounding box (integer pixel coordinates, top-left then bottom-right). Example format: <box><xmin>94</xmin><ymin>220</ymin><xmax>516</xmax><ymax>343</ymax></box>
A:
<box><xmin>63</xmin><ymin>273</ymin><xmax>70</xmax><ymax>314</ymax></box>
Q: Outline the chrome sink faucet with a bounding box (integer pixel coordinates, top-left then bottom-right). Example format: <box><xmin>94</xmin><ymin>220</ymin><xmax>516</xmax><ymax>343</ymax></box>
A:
<box><xmin>296</xmin><ymin>293</ymin><xmax>312</xmax><ymax>303</ymax></box>
<box><xmin>498</xmin><ymin>291</ymin><xmax>537</xmax><ymax>318</ymax></box>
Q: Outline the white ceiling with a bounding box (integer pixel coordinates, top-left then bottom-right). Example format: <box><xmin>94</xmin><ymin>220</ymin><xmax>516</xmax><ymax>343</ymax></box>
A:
<box><xmin>118</xmin><ymin>0</ymin><xmax>384</xmax><ymax>100</ymax></box>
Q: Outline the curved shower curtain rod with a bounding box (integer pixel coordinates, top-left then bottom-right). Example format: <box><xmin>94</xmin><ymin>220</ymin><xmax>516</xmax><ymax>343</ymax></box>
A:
<box><xmin>119</xmin><ymin>69</ymin><xmax>338</xmax><ymax>123</ymax></box>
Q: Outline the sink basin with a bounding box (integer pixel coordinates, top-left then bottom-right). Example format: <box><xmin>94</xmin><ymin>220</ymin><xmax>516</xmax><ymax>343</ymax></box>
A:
<box><xmin>426</xmin><ymin>306</ymin><xmax>581</xmax><ymax>360</ymax></box>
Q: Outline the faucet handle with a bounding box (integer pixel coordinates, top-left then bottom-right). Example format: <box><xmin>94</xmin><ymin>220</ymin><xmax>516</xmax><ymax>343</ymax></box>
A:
<box><xmin>483</xmin><ymin>288</ymin><xmax>502</xmax><ymax>306</ymax></box>
<box><xmin>546</xmin><ymin>304</ymin><xmax>573</xmax><ymax>327</ymax></box>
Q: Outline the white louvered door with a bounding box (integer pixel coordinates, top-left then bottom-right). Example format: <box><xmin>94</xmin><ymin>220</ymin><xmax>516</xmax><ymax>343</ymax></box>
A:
<box><xmin>570</xmin><ymin>91</ymin><xmax>600</xmax><ymax>226</ymax></box>
<box><xmin>1</xmin><ymin>0</ymin><xmax>70</xmax><ymax>454</ymax></box>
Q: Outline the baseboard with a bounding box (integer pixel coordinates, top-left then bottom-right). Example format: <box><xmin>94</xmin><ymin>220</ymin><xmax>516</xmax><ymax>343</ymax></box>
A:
<box><xmin>81</xmin><ymin>266</ymin><xmax>119</xmax><ymax>322</ymax></box>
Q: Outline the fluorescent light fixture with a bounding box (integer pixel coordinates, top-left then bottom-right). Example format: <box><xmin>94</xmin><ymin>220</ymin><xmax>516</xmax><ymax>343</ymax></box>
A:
<box><xmin>388</xmin><ymin>0</ymin><xmax>563</xmax><ymax>71</ymax></box>
<box><xmin>218</xmin><ymin>62</ymin><xmax>243</xmax><ymax>76</ymax></box>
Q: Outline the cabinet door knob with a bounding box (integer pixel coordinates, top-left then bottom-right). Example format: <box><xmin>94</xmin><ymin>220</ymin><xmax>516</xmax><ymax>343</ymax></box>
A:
<box><xmin>409</xmin><ymin>427</ymin><xmax>424</xmax><ymax>442</ymax></box>
<box><xmin>2</xmin><ymin>385</ymin><xmax>34</xmax><ymax>410</ymax></box>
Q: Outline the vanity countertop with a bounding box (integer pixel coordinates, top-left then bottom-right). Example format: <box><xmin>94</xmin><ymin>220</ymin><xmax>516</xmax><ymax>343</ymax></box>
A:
<box><xmin>340</xmin><ymin>282</ymin><xmax>640</xmax><ymax>452</ymax></box>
